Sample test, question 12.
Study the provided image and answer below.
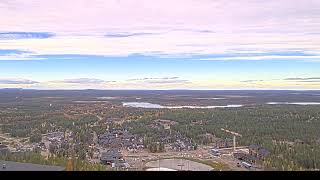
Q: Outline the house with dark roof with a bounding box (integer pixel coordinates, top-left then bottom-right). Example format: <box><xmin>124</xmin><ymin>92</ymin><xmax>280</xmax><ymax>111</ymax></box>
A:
<box><xmin>212</xmin><ymin>138</ymin><xmax>233</xmax><ymax>149</ymax></box>
<box><xmin>234</xmin><ymin>152</ymin><xmax>258</xmax><ymax>164</ymax></box>
<box><xmin>153</xmin><ymin>119</ymin><xmax>178</xmax><ymax>130</ymax></box>
<box><xmin>294</xmin><ymin>139</ymin><xmax>305</xmax><ymax>145</ymax></box>
<box><xmin>0</xmin><ymin>144</ymin><xmax>9</xmax><ymax>156</ymax></box>
<box><xmin>100</xmin><ymin>148</ymin><xmax>124</xmax><ymax>165</ymax></box>
<box><xmin>0</xmin><ymin>160</ymin><xmax>65</xmax><ymax>171</ymax></box>
<box><xmin>98</xmin><ymin>129</ymin><xmax>140</xmax><ymax>150</ymax></box>
<box><xmin>249</xmin><ymin>144</ymin><xmax>270</xmax><ymax>160</ymax></box>
<box><xmin>257</xmin><ymin>148</ymin><xmax>270</xmax><ymax>160</ymax></box>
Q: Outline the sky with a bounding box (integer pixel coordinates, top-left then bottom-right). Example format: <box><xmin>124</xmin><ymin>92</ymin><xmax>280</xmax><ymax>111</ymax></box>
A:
<box><xmin>0</xmin><ymin>0</ymin><xmax>320</xmax><ymax>90</ymax></box>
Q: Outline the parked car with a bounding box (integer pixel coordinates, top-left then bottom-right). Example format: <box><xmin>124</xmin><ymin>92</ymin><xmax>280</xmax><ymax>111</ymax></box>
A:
<box><xmin>241</xmin><ymin>161</ymin><xmax>252</xmax><ymax>169</ymax></box>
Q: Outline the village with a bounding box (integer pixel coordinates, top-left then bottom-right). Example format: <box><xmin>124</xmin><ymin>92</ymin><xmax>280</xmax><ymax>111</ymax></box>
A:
<box><xmin>0</xmin><ymin>114</ymin><xmax>270</xmax><ymax>171</ymax></box>
<box><xmin>0</xmin><ymin>99</ymin><xmax>271</xmax><ymax>171</ymax></box>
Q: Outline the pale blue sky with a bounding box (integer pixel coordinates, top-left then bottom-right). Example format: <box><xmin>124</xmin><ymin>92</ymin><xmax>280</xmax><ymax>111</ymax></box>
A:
<box><xmin>0</xmin><ymin>54</ymin><xmax>319</xmax><ymax>89</ymax></box>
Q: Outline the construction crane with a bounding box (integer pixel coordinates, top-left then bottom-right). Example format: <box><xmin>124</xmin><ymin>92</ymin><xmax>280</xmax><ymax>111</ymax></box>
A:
<box><xmin>221</xmin><ymin>128</ymin><xmax>242</xmax><ymax>152</ymax></box>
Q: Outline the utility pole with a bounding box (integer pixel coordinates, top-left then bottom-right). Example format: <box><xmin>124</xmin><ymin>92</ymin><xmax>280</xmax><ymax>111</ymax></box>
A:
<box><xmin>158</xmin><ymin>155</ymin><xmax>160</xmax><ymax>170</ymax></box>
<box><xmin>187</xmin><ymin>159</ymin><xmax>189</xmax><ymax>171</ymax></box>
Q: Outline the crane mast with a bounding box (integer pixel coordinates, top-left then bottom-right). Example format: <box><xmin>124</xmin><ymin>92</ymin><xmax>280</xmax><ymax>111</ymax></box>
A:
<box><xmin>221</xmin><ymin>128</ymin><xmax>242</xmax><ymax>152</ymax></box>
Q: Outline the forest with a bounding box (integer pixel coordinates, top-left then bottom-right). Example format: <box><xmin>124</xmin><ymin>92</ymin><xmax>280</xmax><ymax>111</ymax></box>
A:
<box><xmin>1</xmin><ymin>90</ymin><xmax>320</xmax><ymax>171</ymax></box>
<box><xmin>124</xmin><ymin>105</ymin><xmax>320</xmax><ymax>170</ymax></box>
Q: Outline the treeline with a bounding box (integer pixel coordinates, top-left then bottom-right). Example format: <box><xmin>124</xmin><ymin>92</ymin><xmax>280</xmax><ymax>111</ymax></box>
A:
<box><xmin>143</xmin><ymin>137</ymin><xmax>165</xmax><ymax>153</ymax></box>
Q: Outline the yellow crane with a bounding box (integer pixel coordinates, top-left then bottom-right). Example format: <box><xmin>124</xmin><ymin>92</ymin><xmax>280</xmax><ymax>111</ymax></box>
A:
<box><xmin>221</xmin><ymin>128</ymin><xmax>242</xmax><ymax>152</ymax></box>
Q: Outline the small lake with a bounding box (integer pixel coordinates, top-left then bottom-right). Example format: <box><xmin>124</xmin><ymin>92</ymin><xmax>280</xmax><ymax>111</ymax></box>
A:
<box><xmin>145</xmin><ymin>158</ymin><xmax>213</xmax><ymax>171</ymax></box>
<box><xmin>267</xmin><ymin>102</ymin><xmax>320</xmax><ymax>105</ymax></box>
<box><xmin>122</xmin><ymin>102</ymin><xmax>243</xmax><ymax>109</ymax></box>
<box><xmin>194</xmin><ymin>97</ymin><xmax>226</xmax><ymax>100</ymax></box>
<box><xmin>97</xmin><ymin>97</ymin><xmax>118</xmax><ymax>99</ymax></box>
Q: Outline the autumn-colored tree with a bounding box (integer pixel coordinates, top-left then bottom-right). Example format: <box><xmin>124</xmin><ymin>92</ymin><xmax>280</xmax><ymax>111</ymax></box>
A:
<box><xmin>66</xmin><ymin>157</ymin><xmax>74</xmax><ymax>171</ymax></box>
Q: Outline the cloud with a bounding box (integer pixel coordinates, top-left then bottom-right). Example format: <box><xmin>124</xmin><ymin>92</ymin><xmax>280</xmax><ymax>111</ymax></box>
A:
<box><xmin>49</xmin><ymin>78</ymin><xmax>113</xmax><ymax>84</ymax></box>
<box><xmin>30</xmin><ymin>77</ymin><xmax>191</xmax><ymax>89</ymax></box>
<box><xmin>240</xmin><ymin>80</ymin><xmax>264</xmax><ymax>83</ymax></box>
<box><xmin>0</xmin><ymin>49</ymin><xmax>31</xmax><ymax>55</ymax></box>
<box><xmin>105</xmin><ymin>32</ymin><xmax>158</xmax><ymax>38</ymax></box>
<box><xmin>147</xmin><ymin>79</ymin><xmax>190</xmax><ymax>84</ymax></box>
<box><xmin>294</xmin><ymin>81</ymin><xmax>320</xmax><ymax>83</ymax></box>
<box><xmin>284</xmin><ymin>77</ymin><xmax>320</xmax><ymax>81</ymax></box>
<box><xmin>0</xmin><ymin>32</ymin><xmax>54</xmax><ymax>40</ymax></box>
<box><xmin>284</xmin><ymin>77</ymin><xmax>320</xmax><ymax>83</ymax></box>
<box><xmin>28</xmin><ymin>78</ymin><xmax>118</xmax><ymax>89</ymax></box>
<box><xmin>0</xmin><ymin>78</ymin><xmax>39</xmax><ymax>84</ymax></box>
<box><xmin>0</xmin><ymin>54</ymin><xmax>44</xmax><ymax>61</ymax></box>
<box><xmin>126</xmin><ymin>77</ymin><xmax>191</xmax><ymax>85</ymax></box>
<box><xmin>0</xmin><ymin>0</ymin><xmax>319</xmax><ymax>59</ymax></box>
<box><xmin>0</xmin><ymin>48</ymin><xmax>43</xmax><ymax>60</ymax></box>
<box><xmin>127</xmin><ymin>77</ymin><xmax>179</xmax><ymax>81</ymax></box>
<box><xmin>199</xmin><ymin>55</ymin><xmax>320</xmax><ymax>61</ymax></box>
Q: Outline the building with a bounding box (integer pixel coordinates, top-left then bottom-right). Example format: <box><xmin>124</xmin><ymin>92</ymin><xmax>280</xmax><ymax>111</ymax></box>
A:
<box><xmin>248</xmin><ymin>144</ymin><xmax>259</xmax><ymax>156</ymax></box>
<box><xmin>234</xmin><ymin>152</ymin><xmax>258</xmax><ymax>164</ymax></box>
<box><xmin>248</xmin><ymin>144</ymin><xmax>269</xmax><ymax>160</ymax></box>
<box><xmin>294</xmin><ymin>139</ymin><xmax>305</xmax><ymax>145</ymax></box>
<box><xmin>208</xmin><ymin>148</ymin><xmax>221</xmax><ymax>157</ymax></box>
<box><xmin>153</xmin><ymin>119</ymin><xmax>178</xmax><ymax>129</ymax></box>
<box><xmin>198</xmin><ymin>133</ymin><xmax>216</xmax><ymax>144</ymax></box>
<box><xmin>111</xmin><ymin>162</ymin><xmax>130</xmax><ymax>169</ymax></box>
<box><xmin>257</xmin><ymin>148</ymin><xmax>270</xmax><ymax>160</ymax></box>
<box><xmin>0</xmin><ymin>160</ymin><xmax>65</xmax><ymax>171</ymax></box>
<box><xmin>100</xmin><ymin>148</ymin><xmax>124</xmax><ymax>165</ymax></box>
<box><xmin>170</xmin><ymin>139</ymin><xmax>197</xmax><ymax>152</ymax></box>
<box><xmin>43</xmin><ymin>132</ymin><xmax>64</xmax><ymax>142</ymax></box>
<box><xmin>98</xmin><ymin>129</ymin><xmax>140</xmax><ymax>150</ymax></box>
<box><xmin>212</xmin><ymin>138</ymin><xmax>233</xmax><ymax>149</ymax></box>
<box><xmin>0</xmin><ymin>144</ymin><xmax>10</xmax><ymax>156</ymax></box>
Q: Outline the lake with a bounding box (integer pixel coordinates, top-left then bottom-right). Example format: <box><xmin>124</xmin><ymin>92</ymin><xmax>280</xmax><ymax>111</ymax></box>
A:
<box><xmin>122</xmin><ymin>102</ymin><xmax>243</xmax><ymax>109</ymax></box>
<box><xmin>267</xmin><ymin>102</ymin><xmax>320</xmax><ymax>105</ymax></box>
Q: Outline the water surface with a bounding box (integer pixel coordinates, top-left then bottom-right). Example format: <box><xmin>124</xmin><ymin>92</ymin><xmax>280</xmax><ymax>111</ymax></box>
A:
<box><xmin>123</xmin><ymin>102</ymin><xmax>243</xmax><ymax>109</ymax></box>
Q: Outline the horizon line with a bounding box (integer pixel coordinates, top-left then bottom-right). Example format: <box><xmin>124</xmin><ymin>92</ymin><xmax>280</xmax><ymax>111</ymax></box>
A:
<box><xmin>1</xmin><ymin>88</ymin><xmax>320</xmax><ymax>91</ymax></box>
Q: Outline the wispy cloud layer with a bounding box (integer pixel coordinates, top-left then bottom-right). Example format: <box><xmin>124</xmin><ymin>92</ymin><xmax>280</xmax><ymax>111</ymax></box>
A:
<box><xmin>284</xmin><ymin>77</ymin><xmax>320</xmax><ymax>83</ymax></box>
<box><xmin>127</xmin><ymin>77</ymin><xmax>179</xmax><ymax>81</ymax></box>
<box><xmin>51</xmin><ymin>78</ymin><xmax>106</xmax><ymax>84</ymax></box>
<box><xmin>0</xmin><ymin>77</ymin><xmax>191</xmax><ymax>89</ymax></box>
<box><xmin>0</xmin><ymin>76</ymin><xmax>319</xmax><ymax>90</ymax></box>
<box><xmin>105</xmin><ymin>32</ymin><xmax>158</xmax><ymax>38</ymax></box>
<box><xmin>0</xmin><ymin>32</ymin><xmax>54</xmax><ymax>40</ymax></box>
<box><xmin>0</xmin><ymin>0</ymin><xmax>319</xmax><ymax>59</ymax></box>
<box><xmin>0</xmin><ymin>78</ymin><xmax>39</xmax><ymax>84</ymax></box>
<box><xmin>200</xmin><ymin>55</ymin><xmax>320</xmax><ymax>61</ymax></box>
<box><xmin>284</xmin><ymin>77</ymin><xmax>320</xmax><ymax>81</ymax></box>
<box><xmin>240</xmin><ymin>80</ymin><xmax>264</xmax><ymax>83</ymax></box>
<box><xmin>127</xmin><ymin>77</ymin><xmax>190</xmax><ymax>85</ymax></box>
<box><xmin>1</xmin><ymin>1</ymin><xmax>320</xmax><ymax>89</ymax></box>
<box><xmin>32</xmin><ymin>78</ymin><xmax>117</xmax><ymax>89</ymax></box>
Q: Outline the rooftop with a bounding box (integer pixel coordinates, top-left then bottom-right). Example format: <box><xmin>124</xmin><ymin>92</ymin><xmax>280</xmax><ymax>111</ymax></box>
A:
<box><xmin>0</xmin><ymin>144</ymin><xmax>8</xmax><ymax>149</ymax></box>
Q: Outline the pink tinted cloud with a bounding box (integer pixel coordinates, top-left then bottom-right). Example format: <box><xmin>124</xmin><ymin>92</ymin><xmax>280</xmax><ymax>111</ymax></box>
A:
<box><xmin>0</xmin><ymin>0</ymin><xmax>319</xmax><ymax>58</ymax></box>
